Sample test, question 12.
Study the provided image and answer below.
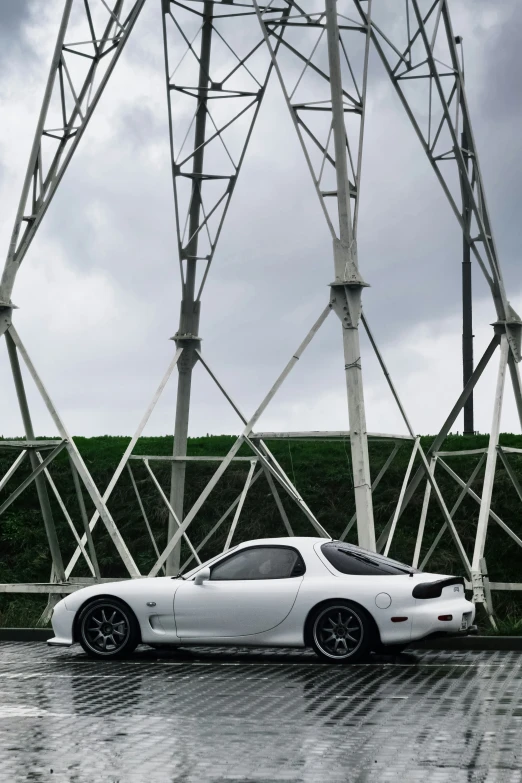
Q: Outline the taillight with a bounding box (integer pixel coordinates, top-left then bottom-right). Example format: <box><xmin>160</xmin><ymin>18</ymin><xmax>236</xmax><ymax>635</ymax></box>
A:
<box><xmin>438</xmin><ymin>615</ymin><xmax>453</xmax><ymax>621</ymax></box>
<box><xmin>391</xmin><ymin>617</ymin><xmax>408</xmax><ymax>623</ymax></box>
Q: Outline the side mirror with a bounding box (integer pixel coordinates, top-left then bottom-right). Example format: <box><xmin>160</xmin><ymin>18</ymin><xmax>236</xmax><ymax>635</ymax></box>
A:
<box><xmin>194</xmin><ymin>567</ymin><xmax>211</xmax><ymax>586</ymax></box>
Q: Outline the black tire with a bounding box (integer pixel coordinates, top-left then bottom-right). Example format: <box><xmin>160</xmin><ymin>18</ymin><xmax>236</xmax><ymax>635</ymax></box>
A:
<box><xmin>77</xmin><ymin>598</ymin><xmax>140</xmax><ymax>659</ymax></box>
<box><xmin>309</xmin><ymin>600</ymin><xmax>373</xmax><ymax>664</ymax></box>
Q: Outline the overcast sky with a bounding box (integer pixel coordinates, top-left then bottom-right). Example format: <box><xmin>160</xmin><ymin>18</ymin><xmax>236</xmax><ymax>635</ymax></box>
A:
<box><xmin>1</xmin><ymin>0</ymin><xmax>521</xmax><ymax>441</ymax></box>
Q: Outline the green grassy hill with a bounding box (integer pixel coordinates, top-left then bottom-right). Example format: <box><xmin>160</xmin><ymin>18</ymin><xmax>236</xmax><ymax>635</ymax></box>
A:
<box><xmin>2</xmin><ymin>433</ymin><xmax>522</xmax><ymax>630</ymax></box>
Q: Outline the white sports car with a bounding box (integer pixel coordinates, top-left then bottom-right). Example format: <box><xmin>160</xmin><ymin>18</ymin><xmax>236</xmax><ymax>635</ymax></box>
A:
<box><xmin>48</xmin><ymin>537</ymin><xmax>476</xmax><ymax>663</ymax></box>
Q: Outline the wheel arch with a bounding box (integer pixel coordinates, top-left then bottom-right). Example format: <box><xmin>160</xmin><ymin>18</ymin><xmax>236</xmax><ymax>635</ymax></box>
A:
<box><xmin>303</xmin><ymin>598</ymin><xmax>381</xmax><ymax>648</ymax></box>
<box><xmin>72</xmin><ymin>594</ymin><xmax>141</xmax><ymax>644</ymax></box>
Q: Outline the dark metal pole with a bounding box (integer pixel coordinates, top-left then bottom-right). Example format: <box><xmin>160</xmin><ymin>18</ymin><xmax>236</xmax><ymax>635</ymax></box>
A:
<box><xmin>461</xmin><ymin>129</ymin><xmax>474</xmax><ymax>434</ymax></box>
<box><xmin>166</xmin><ymin>1</ymin><xmax>213</xmax><ymax>575</ymax></box>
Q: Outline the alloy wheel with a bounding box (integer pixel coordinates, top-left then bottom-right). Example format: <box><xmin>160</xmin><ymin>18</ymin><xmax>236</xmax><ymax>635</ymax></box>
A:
<box><xmin>313</xmin><ymin>605</ymin><xmax>364</xmax><ymax>659</ymax></box>
<box><xmin>81</xmin><ymin>603</ymin><xmax>131</xmax><ymax>655</ymax></box>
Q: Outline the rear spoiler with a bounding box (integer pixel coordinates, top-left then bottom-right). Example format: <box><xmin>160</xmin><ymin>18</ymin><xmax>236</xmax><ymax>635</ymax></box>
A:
<box><xmin>412</xmin><ymin>576</ymin><xmax>465</xmax><ymax>599</ymax></box>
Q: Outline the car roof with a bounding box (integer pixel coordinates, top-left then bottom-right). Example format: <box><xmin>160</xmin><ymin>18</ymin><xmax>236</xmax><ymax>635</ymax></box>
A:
<box><xmin>234</xmin><ymin>536</ymin><xmax>331</xmax><ymax>550</ymax></box>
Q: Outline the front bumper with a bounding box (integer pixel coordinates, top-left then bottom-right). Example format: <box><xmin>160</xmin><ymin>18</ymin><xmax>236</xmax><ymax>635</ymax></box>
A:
<box><xmin>47</xmin><ymin>637</ymin><xmax>73</xmax><ymax>647</ymax></box>
<box><xmin>47</xmin><ymin>597</ymin><xmax>75</xmax><ymax>648</ymax></box>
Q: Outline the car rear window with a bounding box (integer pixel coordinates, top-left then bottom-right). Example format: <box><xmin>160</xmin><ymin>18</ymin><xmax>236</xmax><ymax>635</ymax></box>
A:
<box><xmin>321</xmin><ymin>542</ymin><xmax>418</xmax><ymax>576</ymax></box>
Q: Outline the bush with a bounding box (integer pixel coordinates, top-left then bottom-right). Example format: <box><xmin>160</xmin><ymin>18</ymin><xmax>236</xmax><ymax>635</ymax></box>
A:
<box><xmin>2</xmin><ymin>433</ymin><xmax>522</xmax><ymax>630</ymax></box>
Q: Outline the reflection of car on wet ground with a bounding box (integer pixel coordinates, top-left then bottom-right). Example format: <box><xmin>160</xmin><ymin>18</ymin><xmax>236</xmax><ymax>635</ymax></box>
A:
<box><xmin>49</xmin><ymin>537</ymin><xmax>476</xmax><ymax>663</ymax></box>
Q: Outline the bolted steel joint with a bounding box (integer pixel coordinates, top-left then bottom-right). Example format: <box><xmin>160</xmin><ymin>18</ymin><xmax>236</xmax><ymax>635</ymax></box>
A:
<box><xmin>0</xmin><ymin>303</ymin><xmax>14</xmax><ymax>338</ymax></box>
<box><xmin>471</xmin><ymin>570</ymin><xmax>485</xmax><ymax>604</ymax></box>
<box><xmin>491</xmin><ymin>313</ymin><xmax>522</xmax><ymax>362</ymax></box>
<box><xmin>329</xmin><ymin>284</ymin><xmax>363</xmax><ymax>329</ymax></box>
<box><xmin>332</xmin><ymin>238</ymin><xmax>369</xmax><ymax>288</ymax></box>
<box><xmin>173</xmin><ymin>339</ymin><xmax>200</xmax><ymax>373</ymax></box>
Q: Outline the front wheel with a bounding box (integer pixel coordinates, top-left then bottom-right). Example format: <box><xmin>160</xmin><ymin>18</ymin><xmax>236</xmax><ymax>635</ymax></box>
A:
<box><xmin>309</xmin><ymin>601</ymin><xmax>372</xmax><ymax>663</ymax></box>
<box><xmin>77</xmin><ymin>598</ymin><xmax>140</xmax><ymax>659</ymax></box>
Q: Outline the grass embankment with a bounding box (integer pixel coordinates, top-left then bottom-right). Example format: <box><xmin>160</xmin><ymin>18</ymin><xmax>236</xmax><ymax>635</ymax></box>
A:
<box><xmin>2</xmin><ymin>434</ymin><xmax>522</xmax><ymax>632</ymax></box>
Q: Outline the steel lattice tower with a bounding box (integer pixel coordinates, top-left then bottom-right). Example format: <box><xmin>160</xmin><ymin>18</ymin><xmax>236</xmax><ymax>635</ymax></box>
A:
<box><xmin>1</xmin><ymin>0</ymin><xmax>522</xmax><ymax>626</ymax></box>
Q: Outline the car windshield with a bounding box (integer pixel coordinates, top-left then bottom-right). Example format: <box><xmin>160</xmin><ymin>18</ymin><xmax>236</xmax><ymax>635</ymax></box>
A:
<box><xmin>321</xmin><ymin>542</ymin><xmax>419</xmax><ymax>576</ymax></box>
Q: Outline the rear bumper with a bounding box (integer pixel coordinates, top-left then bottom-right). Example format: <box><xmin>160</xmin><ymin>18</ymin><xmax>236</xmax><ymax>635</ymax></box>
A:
<box><xmin>417</xmin><ymin>624</ymin><xmax>478</xmax><ymax>642</ymax></box>
<box><xmin>409</xmin><ymin>597</ymin><xmax>476</xmax><ymax>642</ymax></box>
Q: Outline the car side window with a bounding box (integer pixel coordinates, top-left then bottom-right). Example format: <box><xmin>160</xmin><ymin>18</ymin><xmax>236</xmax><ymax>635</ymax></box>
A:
<box><xmin>210</xmin><ymin>546</ymin><xmax>305</xmax><ymax>581</ymax></box>
<box><xmin>321</xmin><ymin>543</ymin><xmax>416</xmax><ymax>576</ymax></box>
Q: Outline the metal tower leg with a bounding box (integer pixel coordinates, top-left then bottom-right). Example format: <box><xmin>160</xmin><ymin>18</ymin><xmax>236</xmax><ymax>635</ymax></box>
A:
<box><xmin>5</xmin><ymin>331</ymin><xmax>65</xmax><ymax>582</ymax></box>
<box><xmin>471</xmin><ymin>333</ymin><xmax>509</xmax><ymax>606</ymax></box>
<box><xmin>461</xmin><ymin>133</ymin><xmax>474</xmax><ymax>435</ymax></box>
<box><xmin>165</xmin><ymin>1</ymin><xmax>212</xmax><ymax>576</ymax></box>
<box><xmin>254</xmin><ymin>0</ymin><xmax>376</xmax><ymax>549</ymax></box>
<box><xmin>167</xmin><ymin>344</ymin><xmax>198</xmax><ymax>576</ymax></box>
<box><xmin>161</xmin><ymin>0</ymin><xmax>275</xmax><ymax>573</ymax></box>
<box><xmin>462</xmin><ymin>241</ymin><xmax>474</xmax><ymax>434</ymax></box>
<box><xmin>325</xmin><ymin>0</ymin><xmax>374</xmax><ymax>550</ymax></box>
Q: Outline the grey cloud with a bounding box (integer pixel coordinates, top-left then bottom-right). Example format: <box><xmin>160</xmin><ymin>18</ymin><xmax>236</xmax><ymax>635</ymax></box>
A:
<box><xmin>0</xmin><ymin>0</ymin><xmax>35</xmax><ymax>62</ymax></box>
<box><xmin>0</xmin><ymin>0</ymin><xmax>31</xmax><ymax>32</ymax></box>
<box><xmin>1</xmin><ymin>0</ymin><xmax>522</xmax><ymax>438</ymax></box>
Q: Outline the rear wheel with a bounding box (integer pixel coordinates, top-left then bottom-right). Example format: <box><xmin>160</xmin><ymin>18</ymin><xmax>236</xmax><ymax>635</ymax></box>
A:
<box><xmin>309</xmin><ymin>601</ymin><xmax>372</xmax><ymax>663</ymax></box>
<box><xmin>77</xmin><ymin>598</ymin><xmax>140</xmax><ymax>659</ymax></box>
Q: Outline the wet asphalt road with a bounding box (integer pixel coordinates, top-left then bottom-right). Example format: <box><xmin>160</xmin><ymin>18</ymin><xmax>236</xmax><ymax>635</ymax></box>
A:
<box><xmin>0</xmin><ymin>643</ymin><xmax>521</xmax><ymax>782</ymax></box>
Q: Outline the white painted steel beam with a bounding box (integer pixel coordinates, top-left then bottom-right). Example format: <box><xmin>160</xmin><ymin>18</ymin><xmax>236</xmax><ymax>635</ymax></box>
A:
<box><xmin>435</xmin><ymin>449</ymin><xmax>488</xmax><ymax>457</ymax></box>
<box><xmin>0</xmin><ymin>443</ymin><xmax>66</xmax><ymax>517</ymax></box>
<box><xmin>0</xmin><ymin>451</ymin><xmax>27</xmax><ymax>493</ymax></box>
<box><xmin>180</xmin><ymin>468</ymin><xmax>264</xmax><ymax>573</ymax></box>
<box><xmin>419</xmin><ymin>454</ymin><xmax>486</xmax><ymax>571</ymax></box>
<box><xmin>471</xmin><ymin>336</ymin><xmax>509</xmax><ymax>584</ymax></box>
<box><xmin>497</xmin><ymin>448</ymin><xmax>522</xmax><ymax>505</ymax></box>
<box><xmin>412</xmin><ymin>455</ymin><xmax>436</xmax><ymax>569</ymax></box>
<box><xmin>65</xmin><ymin>347</ymin><xmax>183</xmax><ymax>578</ymax></box>
<box><xmin>129</xmin><ymin>456</ymin><xmax>257</xmax><ymax>462</ymax></box>
<box><xmin>384</xmin><ymin>438</ymin><xmax>420</xmax><ymax>557</ymax></box>
<box><xmin>69</xmin><ymin>456</ymin><xmax>100</xmax><ymax>581</ymax></box>
<box><xmin>35</xmin><ymin>453</ymin><xmax>96</xmax><ymax>578</ymax></box>
<box><xmin>9</xmin><ymin>325</ymin><xmax>141</xmax><ymax>578</ymax></box>
<box><xmin>127</xmin><ymin>464</ymin><xmax>164</xmax><ymax>569</ymax></box>
<box><xmin>143</xmin><ymin>459</ymin><xmax>202</xmax><ymax>567</ymax></box>
<box><xmin>361</xmin><ymin>315</ymin><xmax>416</xmax><ymax>438</ymax></box>
<box><xmin>416</xmin><ymin>444</ymin><xmax>471</xmax><ymax>577</ymax></box>
<box><xmin>0</xmin><ymin>441</ymin><xmax>63</xmax><ymax>450</ymax></box>
<box><xmin>224</xmin><ymin>460</ymin><xmax>257</xmax><ymax>551</ymax></box>
<box><xmin>253</xmin><ymin>431</ymin><xmax>414</xmax><ymax>441</ymax></box>
<box><xmin>339</xmin><ymin>443</ymin><xmax>402</xmax><ymax>542</ymax></box>
<box><xmin>376</xmin><ymin>336</ymin><xmax>499</xmax><ymax>553</ymax></box>
<box><xmin>262</xmin><ymin>465</ymin><xmax>294</xmax><ymax>537</ymax></box>
<box><xmin>437</xmin><ymin>457</ymin><xmax>522</xmax><ymax>551</ymax></box>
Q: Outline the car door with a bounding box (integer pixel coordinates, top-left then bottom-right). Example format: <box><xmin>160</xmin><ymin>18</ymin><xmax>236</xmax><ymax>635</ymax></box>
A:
<box><xmin>174</xmin><ymin>545</ymin><xmax>305</xmax><ymax>639</ymax></box>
